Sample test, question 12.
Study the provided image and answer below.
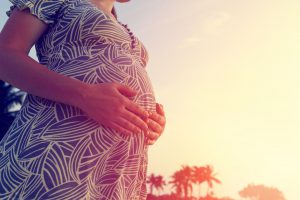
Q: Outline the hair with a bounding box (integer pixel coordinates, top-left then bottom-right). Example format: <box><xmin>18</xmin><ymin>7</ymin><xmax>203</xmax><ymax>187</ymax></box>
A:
<box><xmin>111</xmin><ymin>6</ymin><xmax>117</xmax><ymax>19</ymax></box>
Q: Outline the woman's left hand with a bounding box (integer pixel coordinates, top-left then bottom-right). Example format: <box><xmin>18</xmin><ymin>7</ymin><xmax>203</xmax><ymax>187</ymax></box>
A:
<box><xmin>145</xmin><ymin>103</ymin><xmax>166</xmax><ymax>145</ymax></box>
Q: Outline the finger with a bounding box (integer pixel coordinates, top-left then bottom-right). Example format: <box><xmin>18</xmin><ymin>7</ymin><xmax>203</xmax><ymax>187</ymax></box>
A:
<box><xmin>115</xmin><ymin>117</ymin><xmax>144</xmax><ymax>134</ymax></box>
<box><xmin>148</xmin><ymin>112</ymin><xmax>166</xmax><ymax>127</ymax></box>
<box><xmin>146</xmin><ymin>130</ymin><xmax>160</xmax><ymax>140</ymax></box>
<box><xmin>120</xmin><ymin>110</ymin><xmax>148</xmax><ymax>134</ymax></box>
<box><xmin>116</xmin><ymin>83</ymin><xmax>137</xmax><ymax>97</ymax></box>
<box><xmin>110</xmin><ymin>121</ymin><xmax>133</xmax><ymax>135</ymax></box>
<box><xmin>125</xmin><ymin>101</ymin><xmax>149</xmax><ymax>119</ymax></box>
<box><xmin>147</xmin><ymin>118</ymin><xmax>163</xmax><ymax>134</ymax></box>
<box><xmin>146</xmin><ymin>138</ymin><xmax>156</xmax><ymax>145</ymax></box>
<box><xmin>156</xmin><ymin>103</ymin><xmax>165</xmax><ymax>116</ymax></box>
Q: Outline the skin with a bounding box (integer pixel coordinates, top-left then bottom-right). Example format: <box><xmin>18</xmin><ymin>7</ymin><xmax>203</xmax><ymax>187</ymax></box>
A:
<box><xmin>0</xmin><ymin>0</ymin><xmax>166</xmax><ymax>145</ymax></box>
<box><xmin>90</xmin><ymin>0</ymin><xmax>166</xmax><ymax>145</ymax></box>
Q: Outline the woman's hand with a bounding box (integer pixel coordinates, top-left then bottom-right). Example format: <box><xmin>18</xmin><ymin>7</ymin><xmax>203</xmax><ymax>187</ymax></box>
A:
<box><xmin>145</xmin><ymin>103</ymin><xmax>166</xmax><ymax>145</ymax></box>
<box><xmin>76</xmin><ymin>82</ymin><xmax>149</xmax><ymax>135</ymax></box>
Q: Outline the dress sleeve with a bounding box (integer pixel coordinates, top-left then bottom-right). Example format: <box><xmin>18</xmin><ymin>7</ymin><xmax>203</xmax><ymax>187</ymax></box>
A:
<box><xmin>6</xmin><ymin>0</ymin><xmax>66</xmax><ymax>24</ymax></box>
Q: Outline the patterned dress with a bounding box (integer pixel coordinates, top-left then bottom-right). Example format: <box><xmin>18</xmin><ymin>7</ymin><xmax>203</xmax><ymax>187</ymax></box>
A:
<box><xmin>0</xmin><ymin>0</ymin><xmax>156</xmax><ymax>199</ymax></box>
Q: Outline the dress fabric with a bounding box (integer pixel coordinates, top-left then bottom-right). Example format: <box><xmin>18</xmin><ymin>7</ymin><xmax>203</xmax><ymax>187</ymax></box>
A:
<box><xmin>0</xmin><ymin>0</ymin><xmax>157</xmax><ymax>199</ymax></box>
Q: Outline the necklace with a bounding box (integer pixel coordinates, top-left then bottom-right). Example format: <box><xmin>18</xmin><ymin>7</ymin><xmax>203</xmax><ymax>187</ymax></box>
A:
<box><xmin>117</xmin><ymin>21</ymin><xmax>137</xmax><ymax>49</ymax></box>
<box><xmin>104</xmin><ymin>15</ymin><xmax>137</xmax><ymax>49</ymax></box>
<box><xmin>88</xmin><ymin>1</ymin><xmax>137</xmax><ymax>49</ymax></box>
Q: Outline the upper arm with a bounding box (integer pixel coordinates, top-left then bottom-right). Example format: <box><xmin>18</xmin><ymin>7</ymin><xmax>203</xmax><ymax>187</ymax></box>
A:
<box><xmin>0</xmin><ymin>7</ymin><xmax>48</xmax><ymax>55</ymax></box>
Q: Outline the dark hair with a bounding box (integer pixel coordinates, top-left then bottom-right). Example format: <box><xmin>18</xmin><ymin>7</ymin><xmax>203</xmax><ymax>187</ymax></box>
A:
<box><xmin>111</xmin><ymin>6</ymin><xmax>117</xmax><ymax>19</ymax></box>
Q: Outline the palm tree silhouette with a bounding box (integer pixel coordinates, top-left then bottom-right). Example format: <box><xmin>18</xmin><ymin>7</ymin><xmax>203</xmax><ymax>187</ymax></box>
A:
<box><xmin>191</xmin><ymin>166</ymin><xmax>206</xmax><ymax>198</ymax></box>
<box><xmin>169</xmin><ymin>165</ymin><xmax>194</xmax><ymax>199</ymax></box>
<box><xmin>0</xmin><ymin>80</ymin><xmax>26</xmax><ymax>139</ymax></box>
<box><xmin>169</xmin><ymin>170</ymin><xmax>184</xmax><ymax>198</ymax></box>
<box><xmin>147</xmin><ymin>173</ymin><xmax>167</xmax><ymax>196</ymax></box>
<box><xmin>147</xmin><ymin>173</ymin><xmax>157</xmax><ymax>196</ymax></box>
<box><xmin>180</xmin><ymin>165</ymin><xmax>193</xmax><ymax>199</ymax></box>
<box><xmin>202</xmin><ymin>165</ymin><xmax>221</xmax><ymax>196</ymax></box>
<box><xmin>154</xmin><ymin>175</ymin><xmax>166</xmax><ymax>196</ymax></box>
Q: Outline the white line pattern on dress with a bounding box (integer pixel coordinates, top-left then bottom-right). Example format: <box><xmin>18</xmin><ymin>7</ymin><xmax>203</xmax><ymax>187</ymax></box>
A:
<box><xmin>0</xmin><ymin>0</ymin><xmax>156</xmax><ymax>199</ymax></box>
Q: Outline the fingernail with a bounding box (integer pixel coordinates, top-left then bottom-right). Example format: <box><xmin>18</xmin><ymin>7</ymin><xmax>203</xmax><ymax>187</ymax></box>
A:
<box><xmin>147</xmin><ymin>140</ymin><xmax>154</xmax><ymax>145</ymax></box>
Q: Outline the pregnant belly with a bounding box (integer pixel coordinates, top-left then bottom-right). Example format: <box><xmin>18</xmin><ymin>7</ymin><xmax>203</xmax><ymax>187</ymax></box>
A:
<box><xmin>49</xmin><ymin>51</ymin><xmax>157</xmax><ymax>113</ymax></box>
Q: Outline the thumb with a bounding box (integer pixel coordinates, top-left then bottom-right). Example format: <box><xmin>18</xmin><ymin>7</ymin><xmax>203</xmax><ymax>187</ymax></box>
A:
<box><xmin>116</xmin><ymin>84</ymin><xmax>137</xmax><ymax>97</ymax></box>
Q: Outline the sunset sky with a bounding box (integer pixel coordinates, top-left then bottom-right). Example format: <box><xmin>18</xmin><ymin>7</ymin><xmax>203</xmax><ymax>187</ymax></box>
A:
<box><xmin>1</xmin><ymin>0</ymin><xmax>300</xmax><ymax>199</ymax></box>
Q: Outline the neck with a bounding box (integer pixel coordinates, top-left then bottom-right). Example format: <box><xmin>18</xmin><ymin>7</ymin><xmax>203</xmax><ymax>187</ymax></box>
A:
<box><xmin>89</xmin><ymin>0</ymin><xmax>115</xmax><ymax>14</ymax></box>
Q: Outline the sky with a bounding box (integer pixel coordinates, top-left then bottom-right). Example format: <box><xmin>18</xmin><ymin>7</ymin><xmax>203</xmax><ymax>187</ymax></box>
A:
<box><xmin>1</xmin><ymin>0</ymin><xmax>300</xmax><ymax>199</ymax></box>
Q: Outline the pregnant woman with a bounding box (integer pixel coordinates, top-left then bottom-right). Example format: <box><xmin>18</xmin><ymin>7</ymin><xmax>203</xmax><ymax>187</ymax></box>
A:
<box><xmin>0</xmin><ymin>0</ymin><xmax>166</xmax><ymax>199</ymax></box>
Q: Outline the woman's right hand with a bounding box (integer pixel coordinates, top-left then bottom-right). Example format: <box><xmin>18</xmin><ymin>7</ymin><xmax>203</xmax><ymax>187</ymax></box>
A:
<box><xmin>75</xmin><ymin>82</ymin><xmax>149</xmax><ymax>136</ymax></box>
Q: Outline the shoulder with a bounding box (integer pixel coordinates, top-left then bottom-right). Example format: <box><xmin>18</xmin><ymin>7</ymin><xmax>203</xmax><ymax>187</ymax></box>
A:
<box><xmin>6</xmin><ymin>0</ymin><xmax>69</xmax><ymax>24</ymax></box>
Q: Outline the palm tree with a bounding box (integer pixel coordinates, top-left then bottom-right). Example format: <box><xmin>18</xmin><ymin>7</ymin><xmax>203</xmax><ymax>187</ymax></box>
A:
<box><xmin>0</xmin><ymin>80</ymin><xmax>26</xmax><ymax>139</ymax></box>
<box><xmin>202</xmin><ymin>165</ymin><xmax>221</xmax><ymax>196</ymax></box>
<box><xmin>180</xmin><ymin>165</ymin><xmax>194</xmax><ymax>199</ymax></box>
<box><xmin>147</xmin><ymin>173</ymin><xmax>156</xmax><ymax>196</ymax></box>
<box><xmin>191</xmin><ymin>166</ymin><xmax>206</xmax><ymax>198</ymax></box>
<box><xmin>169</xmin><ymin>165</ymin><xmax>194</xmax><ymax>199</ymax></box>
<box><xmin>169</xmin><ymin>170</ymin><xmax>184</xmax><ymax>198</ymax></box>
<box><xmin>153</xmin><ymin>175</ymin><xmax>166</xmax><ymax>196</ymax></box>
<box><xmin>147</xmin><ymin>173</ymin><xmax>166</xmax><ymax>196</ymax></box>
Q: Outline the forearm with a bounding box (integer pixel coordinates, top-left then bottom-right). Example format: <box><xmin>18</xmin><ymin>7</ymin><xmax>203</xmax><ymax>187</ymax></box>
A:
<box><xmin>0</xmin><ymin>47</ymin><xmax>87</xmax><ymax>108</ymax></box>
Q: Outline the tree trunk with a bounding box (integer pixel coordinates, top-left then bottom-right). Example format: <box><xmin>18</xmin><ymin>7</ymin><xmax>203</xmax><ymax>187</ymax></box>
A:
<box><xmin>199</xmin><ymin>183</ymin><xmax>201</xmax><ymax>199</ymax></box>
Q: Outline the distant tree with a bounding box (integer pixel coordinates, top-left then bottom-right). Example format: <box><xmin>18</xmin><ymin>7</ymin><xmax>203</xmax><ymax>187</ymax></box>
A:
<box><xmin>191</xmin><ymin>166</ymin><xmax>206</xmax><ymax>198</ymax></box>
<box><xmin>0</xmin><ymin>80</ymin><xmax>26</xmax><ymax>139</ymax></box>
<box><xmin>169</xmin><ymin>169</ymin><xmax>184</xmax><ymax>198</ymax></box>
<box><xmin>147</xmin><ymin>173</ymin><xmax>166</xmax><ymax>196</ymax></box>
<box><xmin>147</xmin><ymin>173</ymin><xmax>157</xmax><ymax>196</ymax></box>
<box><xmin>239</xmin><ymin>184</ymin><xmax>286</xmax><ymax>200</ymax></box>
<box><xmin>169</xmin><ymin>166</ymin><xmax>195</xmax><ymax>199</ymax></box>
<box><xmin>181</xmin><ymin>165</ymin><xmax>194</xmax><ymax>199</ymax></box>
<box><xmin>202</xmin><ymin>165</ymin><xmax>221</xmax><ymax>196</ymax></box>
<box><xmin>154</xmin><ymin>175</ymin><xmax>166</xmax><ymax>196</ymax></box>
<box><xmin>191</xmin><ymin>165</ymin><xmax>221</xmax><ymax>198</ymax></box>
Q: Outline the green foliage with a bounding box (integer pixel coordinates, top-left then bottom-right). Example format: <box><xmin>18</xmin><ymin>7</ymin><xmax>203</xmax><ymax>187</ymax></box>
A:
<box><xmin>0</xmin><ymin>80</ymin><xmax>26</xmax><ymax>139</ymax></box>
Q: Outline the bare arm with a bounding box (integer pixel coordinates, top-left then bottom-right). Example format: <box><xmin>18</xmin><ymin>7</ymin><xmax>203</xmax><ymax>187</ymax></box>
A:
<box><xmin>0</xmin><ymin>8</ymin><xmax>149</xmax><ymax>135</ymax></box>
<box><xmin>0</xmin><ymin>8</ymin><xmax>86</xmax><ymax>107</ymax></box>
